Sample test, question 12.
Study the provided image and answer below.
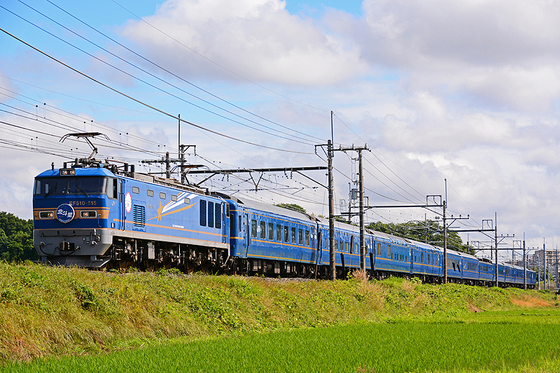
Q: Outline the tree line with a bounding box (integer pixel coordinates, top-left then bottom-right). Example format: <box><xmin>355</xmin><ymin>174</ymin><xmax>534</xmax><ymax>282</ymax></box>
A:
<box><xmin>0</xmin><ymin>212</ymin><xmax>37</xmax><ymax>262</ymax></box>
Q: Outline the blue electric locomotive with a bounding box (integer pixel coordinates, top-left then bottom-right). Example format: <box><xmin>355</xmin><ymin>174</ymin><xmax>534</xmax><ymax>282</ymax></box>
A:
<box><xmin>32</xmin><ymin>157</ymin><xmax>537</xmax><ymax>289</ymax></box>
<box><xmin>33</xmin><ymin>158</ymin><xmax>230</xmax><ymax>270</ymax></box>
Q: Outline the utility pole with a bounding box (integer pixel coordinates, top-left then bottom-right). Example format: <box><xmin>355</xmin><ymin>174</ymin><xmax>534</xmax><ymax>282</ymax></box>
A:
<box><xmin>543</xmin><ymin>238</ymin><xmax>547</xmax><ymax>290</ymax></box>
<box><xmin>328</xmin><ymin>139</ymin><xmax>335</xmax><ymax>280</ymax></box>
<box><xmin>443</xmin><ymin>196</ymin><xmax>447</xmax><ymax>284</ymax></box>
<box><xmin>523</xmin><ymin>234</ymin><xmax>526</xmax><ymax>290</ymax></box>
<box><xmin>338</xmin><ymin>144</ymin><xmax>370</xmax><ymax>272</ymax></box>
<box><xmin>494</xmin><ymin>212</ymin><xmax>498</xmax><ymax>287</ymax></box>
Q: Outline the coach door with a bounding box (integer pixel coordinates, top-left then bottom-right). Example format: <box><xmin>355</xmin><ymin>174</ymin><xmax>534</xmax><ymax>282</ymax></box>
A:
<box><xmin>243</xmin><ymin>214</ymin><xmax>250</xmax><ymax>258</ymax></box>
<box><xmin>316</xmin><ymin>230</ymin><xmax>323</xmax><ymax>266</ymax></box>
<box><xmin>118</xmin><ymin>179</ymin><xmax>125</xmax><ymax>230</ymax></box>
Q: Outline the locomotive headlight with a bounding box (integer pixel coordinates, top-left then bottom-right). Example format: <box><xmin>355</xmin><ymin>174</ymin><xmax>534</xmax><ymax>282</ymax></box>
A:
<box><xmin>39</xmin><ymin>211</ymin><xmax>54</xmax><ymax>219</ymax></box>
<box><xmin>59</xmin><ymin>168</ymin><xmax>76</xmax><ymax>176</ymax></box>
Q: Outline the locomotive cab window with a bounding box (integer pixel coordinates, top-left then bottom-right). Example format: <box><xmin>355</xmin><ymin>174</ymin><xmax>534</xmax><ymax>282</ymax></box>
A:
<box><xmin>34</xmin><ymin>177</ymin><xmax>109</xmax><ymax>196</ymax></box>
<box><xmin>106</xmin><ymin>178</ymin><xmax>118</xmax><ymax>199</ymax></box>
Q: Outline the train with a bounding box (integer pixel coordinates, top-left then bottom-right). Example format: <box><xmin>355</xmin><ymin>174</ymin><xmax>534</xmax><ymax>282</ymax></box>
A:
<box><xmin>33</xmin><ymin>156</ymin><xmax>537</xmax><ymax>288</ymax></box>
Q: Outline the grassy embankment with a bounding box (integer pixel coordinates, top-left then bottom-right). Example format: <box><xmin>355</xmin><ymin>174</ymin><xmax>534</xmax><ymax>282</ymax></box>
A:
<box><xmin>0</xmin><ymin>261</ymin><xmax>558</xmax><ymax>370</ymax></box>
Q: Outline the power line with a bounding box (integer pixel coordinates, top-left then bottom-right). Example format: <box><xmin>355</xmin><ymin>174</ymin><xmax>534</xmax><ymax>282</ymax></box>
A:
<box><xmin>1</xmin><ymin>5</ymin><xmax>315</xmax><ymax>146</ymax></box>
<box><xmin>43</xmin><ymin>0</ymin><xmax>325</xmax><ymax>144</ymax></box>
<box><xmin>110</xmin><ymin>0</ymin><xmax>326</xmax><ymax>114</ymax></box>
<box><xmin>0</xmin><ymin>26</ymin><xmax>314</xmax><ymax>154</ymax></box>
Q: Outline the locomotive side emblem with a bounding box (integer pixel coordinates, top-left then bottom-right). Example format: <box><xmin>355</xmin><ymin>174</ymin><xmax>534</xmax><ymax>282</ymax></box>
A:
<box><xmin>125</xmin><ymin>192</ymin><xmax>132</xmax><ymax>213</ymax></box>
<box><xmin>56</xmin><ymin>203</ymin><xmax>75</xmax><ymax>224</ymax></box>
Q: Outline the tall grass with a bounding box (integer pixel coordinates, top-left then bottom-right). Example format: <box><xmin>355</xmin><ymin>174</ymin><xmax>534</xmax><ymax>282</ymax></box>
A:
<box><xmin>0</xmin><ymin>262</ymin><xmax>557</xmax><ymax>365</ymax></box>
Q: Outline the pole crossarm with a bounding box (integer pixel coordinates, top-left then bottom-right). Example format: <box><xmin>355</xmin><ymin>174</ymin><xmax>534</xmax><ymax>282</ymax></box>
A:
<box><xmin>186</xmin><ymin>166</ymin><xmax>328</xmax><ymax>191</ymax></box>
<box><xmin>451</xmin><ymin>229</ymin><xmax>495</xmax><ymax>233</ymax></box>
<box><xmin>187</xmin><ymin>166</ymin><xmax>327</xmax><ymax>174</ymax></box>
<box><xmin>364</xmin><ymin>204</ymin><xmax>444</xmax><ymax>210</ymax></box>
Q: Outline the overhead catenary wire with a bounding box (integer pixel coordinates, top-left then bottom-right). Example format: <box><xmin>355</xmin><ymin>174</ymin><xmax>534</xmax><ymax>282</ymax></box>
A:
<box><xmin>110</xmin><ymin>0</ymin><xmax>326</xmax><ymax>115</ymax></box>
<box><xmin>0</xmin><ymin>6</ymin><xmax>316</xmax><ymax>147</ymax></box>
<box><xmin>42</xmin><ymin>0</ymin><xmax>325</xmax><ymax>144</ymax></box>
<box><xmin>0</xmin><ymin>27</ymin><xmax>314</xmax><ymax>155</ymax></box>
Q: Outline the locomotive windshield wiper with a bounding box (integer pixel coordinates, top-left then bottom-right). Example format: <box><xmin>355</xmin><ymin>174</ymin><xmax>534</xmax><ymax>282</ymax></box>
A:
<box><xmin>76</xmin><ymin>183</ymin><xmax>89</xmax><ymax>197</ymax></box>
<box><xmin>44</xmin><ymin>182</ymin><xmax>57</xmax><ymax>197</ymax></box>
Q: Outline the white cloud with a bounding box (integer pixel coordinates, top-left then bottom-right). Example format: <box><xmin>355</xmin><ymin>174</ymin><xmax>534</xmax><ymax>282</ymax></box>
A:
<box><xmin>119</xmin><ymin>0</ymin><xmax>367</xmax><ymax>85</ymax></box>
<box><xmin>333</xmin><ymin>0</ymin><xmax>560</xmax><ymax>112</ymax></box>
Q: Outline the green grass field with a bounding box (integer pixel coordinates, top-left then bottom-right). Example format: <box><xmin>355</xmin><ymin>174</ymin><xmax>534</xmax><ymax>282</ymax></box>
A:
<box><xmin>3</xmin><ymin>312</ymin><xmax>560</xmax><ymax>373</ymax></box>
<box><xmin>1</xmin><ymin>262</ymin><xmax>559</xmax><ymax>372</ymax></box>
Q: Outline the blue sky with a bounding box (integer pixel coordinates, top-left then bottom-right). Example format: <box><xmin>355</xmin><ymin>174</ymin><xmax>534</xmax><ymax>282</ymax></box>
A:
<box><xmin>2</xmin><ymin>0</ymin><xmax>560</xmax><ymax>257</ymax></box>
<box><xmin>285</xmin><ymin>0</ymin><xmax>363</xmax><ymax>16</ymax></box>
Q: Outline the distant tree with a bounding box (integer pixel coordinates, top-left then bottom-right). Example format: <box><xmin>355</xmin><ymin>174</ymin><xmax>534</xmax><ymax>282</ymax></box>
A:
<box><xmin>275</xmin><ymin>203</ymin><xmax>306</xmax><ymax>214</ymax></box>
<box><xmin>0</xmin><ymin>212</ymin><xmax>36</xmax><ymax>262</ymax></box>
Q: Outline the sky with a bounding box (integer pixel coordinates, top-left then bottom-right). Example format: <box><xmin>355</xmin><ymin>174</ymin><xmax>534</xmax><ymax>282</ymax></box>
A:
<box><xmin>1</xmin><ymin>0</ymin><xmax>560</xmax><ymax>262</ymax></box>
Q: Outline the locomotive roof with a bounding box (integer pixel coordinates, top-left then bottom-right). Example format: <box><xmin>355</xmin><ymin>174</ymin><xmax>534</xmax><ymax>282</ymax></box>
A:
<box><xmin>36</xmin><ymin>167</ymin><xmax>115</xmax><ymax>178</ymax></box>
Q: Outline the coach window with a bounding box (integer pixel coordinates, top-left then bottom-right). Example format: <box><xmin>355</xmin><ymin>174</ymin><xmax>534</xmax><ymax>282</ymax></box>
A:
<box><xmin>387</xmin><ymin>245</ymin><xmax>391</xmax><ymax>258</ymax></box>
<box><xmin>259</xmin><ymin>221</ymin><xmax>266</xmax><ymax>239</ymax></box>
<box><xmin>160</xmin><ymin>192</ymin><xmax>166</xmax><ymax>200</ymax></box>
<box><xmin>344</xmin><ymin>242</ymin><xmax>348</xmax><ymax>253</ymax></box>
<box><xmin>335</xmin><ymin>241</ymin><xmax>339</xmax><ymax>252</ymax></box>
<box><xmin>305</xmin><ymin>231</ymin><xmax>310</xmax><ymax>246</ymax></box>
<box><xmin>208</xmin><ymin>202</ymin><xmax>214</xmax><ymax>228</ymax></box>
<box><xmin>268</xmin><ymin>223</ymin><xmax>274</xmax><ymax>240</ymax></box>
<box><xmin>377</xmin><ymin>243</ymin><xmax>381</xmax><ymax>256</ymax></box>
<box><xmin>200</xmin><ymin>200</ymin><xmax>207</xmax><ymax>226</ymax></box>
<box><xmin>132</xmin><ymin>186</ymin><xmax>139</xmax><ymax>194</ymax></box>
<box><xmin>147</xmin><ymin>189</ymin><xmax>154</xmax><ymax>197</ymax></box>
<box><xmin>276</xmin><ymin>225</ymin><xmax>282</xmax><ymax>241</ymax></box>
<box><xmin>238</xmin><ymin>216</ymin><xmax>242</xmax><ymax>233</ymax></box>
<box><xmin>215</xmin><ymin>204</ymin><xmax>221</xmax><ymax>229</ymax></box>
<box><xmin>284</xmin><ymin>226</ymin><xmax>289</xmax><ymax>242</ymax></box>
<box><xmin>291</xmin><ymin>227</ymin><xmax>296</xmax><ymax>243</ymax></box>
<box><xmin>421</xmin><ymin>253</ymin><xmax>424</xmax><ymax>263</ymax></box>
<box><xmin>298</xmin><ymin>229</ymin><xmax>303</xmax><ymax>245</ymax></box>
<box><xmin>251</xmin><ymin>219</ymin><xmax>257</xmax><ymax>238</ymax></box>
<box><xmin>428</xmin><ymin>254</ymin><xmax>430</xmax><ymax>264</ymax></box>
